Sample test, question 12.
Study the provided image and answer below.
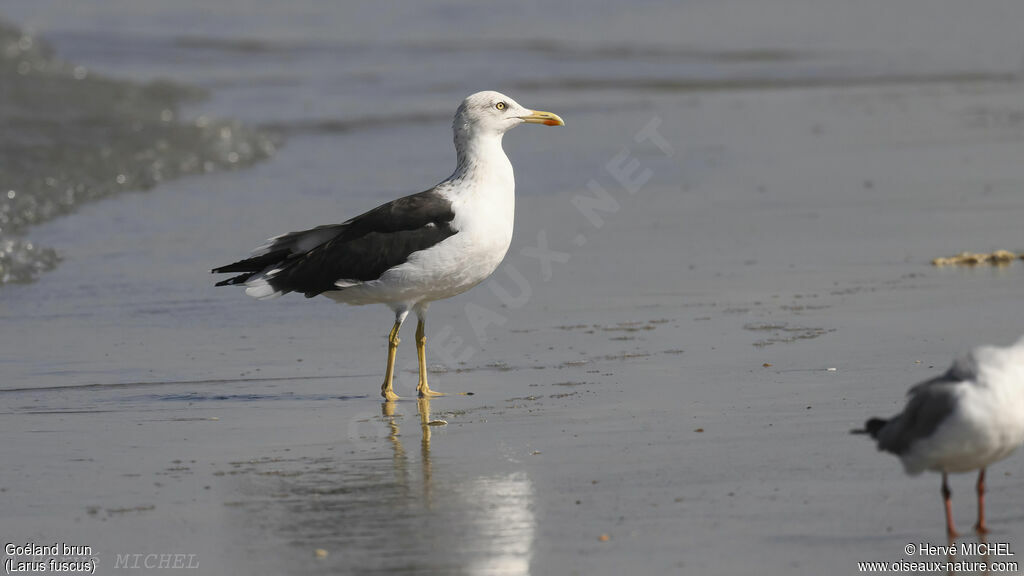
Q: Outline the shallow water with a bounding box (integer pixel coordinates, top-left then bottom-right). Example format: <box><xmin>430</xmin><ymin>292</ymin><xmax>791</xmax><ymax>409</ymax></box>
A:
<box><xmin>3</xmin><ymin>1</ymin><xmax>1024</xmax><ymax>575</ymax></box>
<box><xmin>0</xmin><ymin>19</ymin><xmax>277</xmax><ymax>284</ymax></box>
<box><xmin>3</xmin><ymin>1</ymin><xmax>1021</xmax><ymax>286</ymax></box>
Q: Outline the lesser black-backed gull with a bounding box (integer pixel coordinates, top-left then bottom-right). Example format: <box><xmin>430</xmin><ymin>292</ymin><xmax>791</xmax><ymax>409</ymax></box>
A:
<box><xmin>213</xmin><ymin>91</ymin><xmax>563</xmax><ymax>401</ymax></box>
<box><xmin>855</xmin><ymin>337</ymin><xmax>1024</xmax><ymax>537</ymax></box>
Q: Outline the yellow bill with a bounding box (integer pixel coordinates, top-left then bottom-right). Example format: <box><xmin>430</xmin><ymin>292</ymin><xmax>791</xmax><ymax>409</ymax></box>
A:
<box><xmin>520</xmin><ymin>110</ymin><xmax>565</xmax><ymax>126</ymax></box>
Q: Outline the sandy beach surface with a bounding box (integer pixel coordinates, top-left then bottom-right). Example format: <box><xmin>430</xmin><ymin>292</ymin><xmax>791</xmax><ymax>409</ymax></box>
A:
<box><xmin>2</xmin><ymin>1</ymin><xmax>1024</xmax><ymax>574</ymax></box>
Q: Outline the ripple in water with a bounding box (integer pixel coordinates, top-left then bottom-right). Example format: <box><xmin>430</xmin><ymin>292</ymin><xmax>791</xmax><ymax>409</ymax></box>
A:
<box><xmin>0</xmin><ymin>19</ymin><xmax>279</xmax><ymax>284</ymax></box>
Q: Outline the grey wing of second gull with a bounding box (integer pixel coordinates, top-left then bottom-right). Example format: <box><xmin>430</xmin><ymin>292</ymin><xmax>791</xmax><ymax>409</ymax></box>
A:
<box><xmin>876</xmin><ymin>355</ymin><xmax>978</xmax><ymax>455</ymax></box>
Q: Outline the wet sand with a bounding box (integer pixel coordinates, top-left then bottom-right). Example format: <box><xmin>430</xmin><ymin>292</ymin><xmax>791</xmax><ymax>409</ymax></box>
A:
<box><xmin>5</xmin><ymin>78</ymin><xmax>1024</xmax><ymax>574</ymax></box>
<box><xmin>4</xmin><ymin>2</ymin><xmax>1024</xmax><ymax>575</ymax></box>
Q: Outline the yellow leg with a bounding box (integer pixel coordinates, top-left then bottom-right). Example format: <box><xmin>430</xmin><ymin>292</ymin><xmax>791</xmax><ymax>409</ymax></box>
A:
<box><xmin>415</xmin><ymin>319</ymin><xmax>444</xmax><ymax>397</ymax></box>
<box><xmin>381</xmin><ymin>319</ymin><xmax>402</xmax><ymax>401</ymax></box>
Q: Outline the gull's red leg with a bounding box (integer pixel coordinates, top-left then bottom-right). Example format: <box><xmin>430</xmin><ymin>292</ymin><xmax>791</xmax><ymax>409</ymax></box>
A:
<box><xmin>943</xmin><ymin>472</ymin><xmax>959</xmax><ymax>539</ymax></box>
<box><xmin>975</xmin><ymin>468</ymin><xmax>989</xmax><ymax>534</ymax></box>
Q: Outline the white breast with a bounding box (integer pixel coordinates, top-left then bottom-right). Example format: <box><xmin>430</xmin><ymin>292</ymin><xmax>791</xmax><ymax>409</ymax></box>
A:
<box><xmin>328</xmin><ymin>138</ymin><xmax>516</xmax><ymax>308</ymax></box>
<box><xmin>902</xmin><ymin>347</ymin><xmax>1024</xmax><ymax>474</ymax></box>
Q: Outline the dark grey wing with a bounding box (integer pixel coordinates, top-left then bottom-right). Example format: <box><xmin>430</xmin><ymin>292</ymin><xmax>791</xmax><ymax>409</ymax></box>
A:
<box><xmin>213</xmin><ymin>189</ymin><xmax>456</xmax><ymax>297</ymax></box>
<box><xmin>212</xmin><ymin>223</ymin><xmax>348</xmax><ymax>283</ymax></box>
<box><xmin>872</xmin><ymin>359</ymin><xmax>974</xmax><ymax>455</ymax></box>
<box><xmin>341</xmin><ymin>190</ymin><xmax>456</xmax><ymax>237</ymax></box>
<box><xmin>907</xmin><ymin>354</ymin><xmax>978</xmax><ymax>396</ymax></box>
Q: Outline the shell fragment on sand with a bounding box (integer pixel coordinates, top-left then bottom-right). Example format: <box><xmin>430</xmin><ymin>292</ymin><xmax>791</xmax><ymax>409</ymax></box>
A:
<box><xmin>931</xmin><ymin>250</ymin><xmax>1023</xmax><ymax>267</ymax></box>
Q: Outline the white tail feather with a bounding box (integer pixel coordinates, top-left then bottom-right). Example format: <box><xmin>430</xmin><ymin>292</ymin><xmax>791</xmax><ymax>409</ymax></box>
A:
<box><xmin>245</xmin><ymin>277</ymin><xmax>283</xmax><ymax>300</ymax></box>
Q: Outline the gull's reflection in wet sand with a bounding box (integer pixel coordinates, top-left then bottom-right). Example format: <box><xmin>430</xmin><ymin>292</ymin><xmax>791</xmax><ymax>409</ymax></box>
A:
<box><xmin>382</xmin><ymin>398</ymin><xmax>437</xmax><ymax>506</ymax></box>
<box><xmin>941</xmin><ymin>531</ymin><xmax>998</xmax><ymax>576</ymax></box>
<box><xmin>974</xmin><ymin>531</ymin><xmax>990</xmax><ymax>576</ymax></box>
<box><xmin>232</xmin><ymin>398</ymin><xmax>535</xmax><ymax>574</ymax></box>
<box><xmin>381</xmin><ymin>397</ymin><xmax>535</xmax><ymax>575</ymax></box>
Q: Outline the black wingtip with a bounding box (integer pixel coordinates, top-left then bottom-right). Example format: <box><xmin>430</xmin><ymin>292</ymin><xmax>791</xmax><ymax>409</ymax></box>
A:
<box><xmin>865</xmin><ymin>418</ymin><xmax>888</xmax><ymax>438</ymax></box>
<box><xmin>214</xmin><ymin>272</ymin><xmax>257</xmax><ymax>287</ymax></box>
<box><xmin>852</xmin><ymin>418</ymin><xmax>888</xmax><ymax>437</ymax></box>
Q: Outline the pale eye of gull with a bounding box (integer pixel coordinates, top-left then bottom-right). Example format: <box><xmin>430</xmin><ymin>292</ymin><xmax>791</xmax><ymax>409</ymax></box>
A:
<box><xmin>495</xmin><ymin>102</ymin><xmax>506</xmax><ymax>111</ymax></box>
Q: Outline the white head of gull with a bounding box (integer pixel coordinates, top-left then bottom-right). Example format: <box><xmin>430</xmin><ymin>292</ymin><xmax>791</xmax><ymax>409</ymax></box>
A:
<box><xmin>213</xmin><ymin>91</ymin><xmax>563</xmax><ymax>401</ymax></box>
<box><xmin>856</xmin><ymin>336</ymin><xmax>1024</xmax><ymax>537</ymax></box>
